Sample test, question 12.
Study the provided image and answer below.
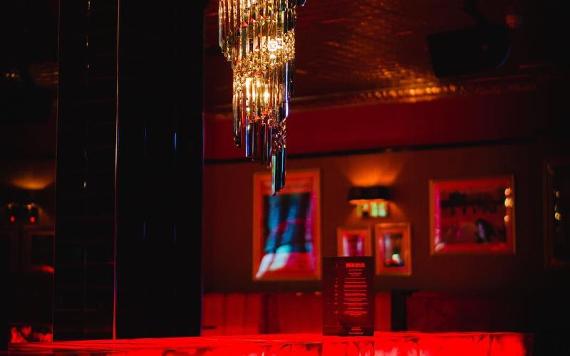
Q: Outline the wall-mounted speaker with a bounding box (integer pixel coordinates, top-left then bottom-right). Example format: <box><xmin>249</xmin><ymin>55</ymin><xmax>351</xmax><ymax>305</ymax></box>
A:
<box><xmin>427</xmin><ymin>24</ymin><xmax>511</xmax><ymax>78</ymax></box>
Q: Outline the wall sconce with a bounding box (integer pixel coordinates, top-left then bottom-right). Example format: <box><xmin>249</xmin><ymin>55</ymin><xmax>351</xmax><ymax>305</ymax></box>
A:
<box><xmin>348</xmin><ymin>186</ymin><xmax>392</xmax><ymax>218</ymax></box>
<box><xmin>5</xmin><ymin>202</ymin><xmax>39</xmax><ymax>224</ymax></box>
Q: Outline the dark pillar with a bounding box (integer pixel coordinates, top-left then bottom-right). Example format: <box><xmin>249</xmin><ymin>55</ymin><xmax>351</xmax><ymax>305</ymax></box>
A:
<box><xmin>55</xmin><ymin>0</ymin><xmax>118</xmax><ymax>340</ymax></box>
<box><xmin>55</xmin><ymin>0</ymin><xmax>205</xmax><ymax>339</ymax></box>
<box><xmin>115</xmin><ymin>1</ymin><xmax>205</xmax><ymax>337</ymax></box>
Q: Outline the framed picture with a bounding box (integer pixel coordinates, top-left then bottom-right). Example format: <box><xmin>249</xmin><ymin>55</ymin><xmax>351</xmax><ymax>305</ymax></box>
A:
<box><xmin>429</xmin><ymin>176</ymin><xmax>516</xmax><ymax>255</ymax></box>
<box><xmin>252</xmin><ymin>169</ymin><xmax>321</xmax><ymax>281</ymax></box>
<box><xmin>374</xmin><ymin>222</ymin><xmax>412</xmax><ymax>276</ymax></box>
<box><xmin>0</xmin><ymin>228</ymin><xmax>19</xmax><ymax>273</ymax></box>
<box><xmin>22</xmin><ymin>226</ymin><xmax>54</xmax><ymax>273</ymax></box>
<box><xmin>544</xmin><ymin>159</ymin><xmax>570</xmax><ymax>269</ymax></box>
<box><xmin>337</xmin><ymin>227</ymin><xmax>372</xmax><ymax>257</ymax></box>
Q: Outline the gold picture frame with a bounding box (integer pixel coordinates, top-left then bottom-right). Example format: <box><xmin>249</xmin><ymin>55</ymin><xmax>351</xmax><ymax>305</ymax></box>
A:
<box><xmin>252</xmin><ymin>169</ymin><xmax>321</xmax><ymax>281</ymax></box>
<box><xmin>336</xmin><ymin>227</ymin><xmax>372</xmax><ymax>257</ymax></box>
<box><xmin>374</xmin><ymin>222</ymin><xmax>412</xmax><ymax>276</ymax></box>
<box><xmin>544</xmin><ymin>159</ymin><xmax>570</xmax><ymax>269</ymax></box>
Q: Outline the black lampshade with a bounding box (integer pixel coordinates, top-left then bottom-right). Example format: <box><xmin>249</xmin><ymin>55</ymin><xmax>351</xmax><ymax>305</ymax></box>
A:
<box><xmin>347</xmin><ymin>186</ymin><xmax>391</xmax><ymax>202</ymax></box>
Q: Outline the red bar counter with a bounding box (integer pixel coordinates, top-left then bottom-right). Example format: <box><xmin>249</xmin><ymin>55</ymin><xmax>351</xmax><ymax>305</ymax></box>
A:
<box><xmin>10</xmin><ymin>332</ymin><xmax>532</xmax><ymax>355</ymax></box>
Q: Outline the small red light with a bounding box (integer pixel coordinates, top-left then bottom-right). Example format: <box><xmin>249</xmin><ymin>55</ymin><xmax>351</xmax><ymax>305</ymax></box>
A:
<box><xmin>29</xmin><ymin>216</ymin><xmax>37</xmax><ymax>224</ymax></box>
<box><xmin>9</xmin><ymin>216</ymin><xmax>16</xmax><ymax>223</ymax></box>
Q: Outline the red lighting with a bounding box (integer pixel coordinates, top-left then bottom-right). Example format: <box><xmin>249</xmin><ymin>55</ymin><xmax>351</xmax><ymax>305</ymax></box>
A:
<box><xmin>9</xmin><ymin>332</ymin><xmax>531</xmax><ymax>355</ymax></box>
<box><xmin>29</xmin><ymin>216</ymin><xmax>36</xmax><ymax>224</ymax></box>
<box><xmin>9</xmin><ymin>215</ymin><xmax>16</xmax><ymax>223</ymax></box>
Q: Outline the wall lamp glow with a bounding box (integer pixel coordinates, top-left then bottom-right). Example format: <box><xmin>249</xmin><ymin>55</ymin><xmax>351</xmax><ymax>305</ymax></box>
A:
<box><xmin>348</xmin><ymin>186</ymin><xmax>392</xmax><ymax>218</ymax></box>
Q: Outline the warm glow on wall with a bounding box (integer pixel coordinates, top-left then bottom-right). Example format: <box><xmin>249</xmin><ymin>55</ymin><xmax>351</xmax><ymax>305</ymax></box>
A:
<box><xmin>3</xmin><ymin>162</ymin><xmax>56</xmax><ymax>191</ymax></box>
<box><xmin>10</xmin><ymin>177</ymin><xmax>53</xmax><ymax>190</ymax></box>
<box><xmin>345</xmin><ymin>159</ymin><xmax>404</xmax><ymax>187</ymax></box>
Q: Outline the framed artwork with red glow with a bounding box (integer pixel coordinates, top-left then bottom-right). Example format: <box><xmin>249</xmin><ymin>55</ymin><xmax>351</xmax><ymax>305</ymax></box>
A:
<box><xmin>374</xmin><ymin>222</ymin><xmax>412</xmax><ymax>276</ymax></box>
<box><xmin>544</xmin><ymin>159</ymin><xmax>570</xmax><ymax>269</ymax></box>
<box><xmin>429</xmin><ymin>176</ymin><xmax>516</xmax><ymax>255</ymax></box>
<box><xmin>252</xmin><ymin>169</ymin><xmax>321</xmax><ymax>281</ymax></box>
<box><xmin>337</xmin><ymin>227</ymin><xmax>372</xmax><ymax>257</ymax></box>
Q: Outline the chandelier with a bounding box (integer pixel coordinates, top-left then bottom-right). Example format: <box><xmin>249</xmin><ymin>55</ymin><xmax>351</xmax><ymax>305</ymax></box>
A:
<box><xmin>219</xmin><ymin>0</ymin><xmax>306</xmax><ymax>194</ymax></box>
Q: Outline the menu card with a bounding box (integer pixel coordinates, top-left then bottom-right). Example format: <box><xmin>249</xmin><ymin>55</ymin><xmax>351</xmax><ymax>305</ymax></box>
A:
<box><xmin>322</xmin><ymin>257</ymin><xmax>374</xmax><ymax>336</ymax></box>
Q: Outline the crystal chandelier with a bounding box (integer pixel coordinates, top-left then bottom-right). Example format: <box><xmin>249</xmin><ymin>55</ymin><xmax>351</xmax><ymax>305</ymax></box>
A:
<box><xmin>219</xmin><ymin>0</ymin><xmax>306</xmax><ymax>194</ymax></box>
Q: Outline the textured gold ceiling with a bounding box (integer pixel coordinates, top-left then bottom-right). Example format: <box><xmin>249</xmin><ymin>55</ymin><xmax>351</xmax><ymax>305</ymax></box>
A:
<box><xmin>204</xmin><ymin>0</ymin><xmax>559</xmax><ymax>113</ymax></box>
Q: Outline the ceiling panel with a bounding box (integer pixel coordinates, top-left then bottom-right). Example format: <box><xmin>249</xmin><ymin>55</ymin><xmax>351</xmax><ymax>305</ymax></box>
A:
<box><xmin>204</xmin><ymin>0</ymin><xmax>564</xmax><ymax>113</ymax></box>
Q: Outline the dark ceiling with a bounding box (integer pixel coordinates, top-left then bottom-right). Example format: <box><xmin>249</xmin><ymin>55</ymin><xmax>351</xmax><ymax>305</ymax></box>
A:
<box><xmin>0</xmin><ymin>0</ymin><xmax>566</xmax><ymax>130</ymax></box>
<box><xmin>204</xmin><ymin>0</ymin><xmax>566</xmax><ymax>113</ymax></box>
<box><xmin>0</xmin><ymin>0</ymin><xmax>565</xmax><ymax>196</ymax></box>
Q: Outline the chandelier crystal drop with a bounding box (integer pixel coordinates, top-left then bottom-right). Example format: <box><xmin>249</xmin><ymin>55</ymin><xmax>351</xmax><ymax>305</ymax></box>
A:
<box><xmin>219</xmin><ymin>0</ymin><xmax>305</xmax><ymax>194</ymax></box>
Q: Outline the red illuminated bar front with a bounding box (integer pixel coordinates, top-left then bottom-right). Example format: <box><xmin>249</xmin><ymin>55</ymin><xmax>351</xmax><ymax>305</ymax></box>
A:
<box><xmin>11</xmin><ymin>332</ymin><xmax>532</xmax><ymax>355</ymax></box>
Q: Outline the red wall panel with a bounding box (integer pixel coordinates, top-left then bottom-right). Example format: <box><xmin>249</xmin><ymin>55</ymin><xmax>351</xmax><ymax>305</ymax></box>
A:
<box><xmin>202</xmin><ymin>293</ymin><xmax>392</xmax><ymax>335</ymax></box>
<box><xmin>205</xmin><ymin>91</ymin><xmax>545</xmax><ymax>160</ymax></box>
